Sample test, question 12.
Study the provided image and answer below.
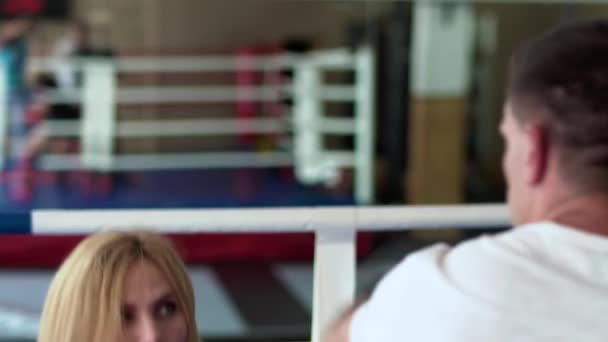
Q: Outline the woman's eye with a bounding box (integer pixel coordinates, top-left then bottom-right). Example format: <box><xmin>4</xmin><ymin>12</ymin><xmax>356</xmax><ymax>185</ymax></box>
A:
<box><xmin>122</xmin><ymin>309</ymin><xmax>135</xmax><ymax>325</ymax></box>
<box><xmin>157</xmin><ymin>301</ymin><xmax>177</xmax><ymax>318</ymax></box>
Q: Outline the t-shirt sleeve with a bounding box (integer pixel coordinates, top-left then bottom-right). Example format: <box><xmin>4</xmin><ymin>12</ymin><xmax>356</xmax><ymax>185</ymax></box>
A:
<box><xmin>349</xmin><ymin>244</ymin><xmax>451</xmax><ymax>342</ymax></box>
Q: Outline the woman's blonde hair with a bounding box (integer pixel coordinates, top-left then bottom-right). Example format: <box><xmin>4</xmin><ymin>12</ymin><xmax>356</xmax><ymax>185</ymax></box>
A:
<box><xmin>38</xmin><ymin>231</ymin><xmax>199</xmax><ymax>342</ymax></box>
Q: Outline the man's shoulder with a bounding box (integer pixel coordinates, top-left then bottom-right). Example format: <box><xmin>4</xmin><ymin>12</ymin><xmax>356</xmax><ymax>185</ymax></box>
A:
<box><xmin>399</xmin><ymin>227</ymin><xmax>518</xmax><ymax>270</ymax></box>
<box><xmin>393</xmin><ymin>224</ymin><xmax>549</xmax><ymax>288</ymax></box>
<box><xmin>429</xmin><ymin>222</ymin><xmax>553</xmax><ymax>262</ymax></box>
<box><xmin>350</xmin><ymin>234</ymin><xmax>521</xmax><ymax>341</ymax></box>
<box><xmin>375</xmin><ymin>221</ymin><xmax>583</xmax><ymax>301</ymax></box>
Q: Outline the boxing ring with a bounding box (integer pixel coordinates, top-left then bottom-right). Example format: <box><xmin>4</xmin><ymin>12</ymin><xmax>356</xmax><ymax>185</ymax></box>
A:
<box><xmin>0</xmin><ymin>204</ymin><xmax>510</xmax><ymax>341</ymax></box>
<box><xmin>0</xmin><ymin>46</ymin><xmax>374</xmax><ymax>204</ymax></box>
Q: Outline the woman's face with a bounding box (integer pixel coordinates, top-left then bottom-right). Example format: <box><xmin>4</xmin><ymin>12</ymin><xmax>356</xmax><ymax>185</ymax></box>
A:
<box><xmin>119</xmin><ymin>260</ymin><xmax>189</xmax><ymax>342</ymax></box>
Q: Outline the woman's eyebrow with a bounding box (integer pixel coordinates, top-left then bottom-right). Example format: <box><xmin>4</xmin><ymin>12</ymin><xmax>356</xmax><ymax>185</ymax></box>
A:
<box><xmin>152</xmin><ymin>291</ymin><xmax>176</xmax><ymax>306</ymax></box>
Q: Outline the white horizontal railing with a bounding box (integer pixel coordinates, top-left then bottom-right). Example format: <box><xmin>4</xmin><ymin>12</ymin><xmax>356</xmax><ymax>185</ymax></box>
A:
<box><xmin>32</xmin><ymin>204</ymin><xmax>508</xmax><ymax>233</ymax></box>
<box><xmin>30</xmin><ymin>204</ymin><xmax>511</xmax><ymax>342</ymax></box>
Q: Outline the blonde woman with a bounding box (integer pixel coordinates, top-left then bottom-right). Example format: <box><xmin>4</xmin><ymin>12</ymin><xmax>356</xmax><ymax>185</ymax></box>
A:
<box><xmin>38</xmin><ymin>231</ymin><xmax>200</xmax><ymax>342</ymax></box>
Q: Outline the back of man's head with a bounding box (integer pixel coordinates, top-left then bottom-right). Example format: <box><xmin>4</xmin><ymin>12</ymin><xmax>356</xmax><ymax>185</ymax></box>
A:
<box><xmin>508</xmin><ymin>19</ymin><xmax>608</xmax><ymax>193</ymax></box>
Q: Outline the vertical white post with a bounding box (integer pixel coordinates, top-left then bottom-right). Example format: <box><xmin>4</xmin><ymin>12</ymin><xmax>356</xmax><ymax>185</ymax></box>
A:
<box><xmin>0</xmin><ymin>67</ymin><xmax>7</xmax><ymax>169</ymax></box>
<box><xmin>411</xmin><ymin>2</ymin><xmax>475</xmax><ymax>98</ymax></box>
<box><xmin>354</xmin><ymin>46</ymin><xmax>376</xmax><ymax>204</ymax></box>
<box><xmin>293</xmin><ymin>60</ymin><xmax>323</xmax><ymax>185</ymax></box>
<box><xmin>311</xmin><ymin>230</ymin><xmax>356</xmax><ymax>342</ymax></box>
<box><xmin>81</xmin><ymin>59</ymin><xmax>116</xmax><ymax>171</ymax></box>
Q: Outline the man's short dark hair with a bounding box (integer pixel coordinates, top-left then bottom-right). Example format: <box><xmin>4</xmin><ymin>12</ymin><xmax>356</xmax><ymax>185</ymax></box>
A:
<box><xmin>508</xmin><ymin>19</ymin><xmax>608</xmax><ymax>191</ymax></box>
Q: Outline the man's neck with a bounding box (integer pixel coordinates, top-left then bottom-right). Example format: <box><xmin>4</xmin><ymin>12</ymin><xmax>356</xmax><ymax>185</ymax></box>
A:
<box><xmin>542</xmin><ymin>193</ymin><xmax>608</xmax><ymax>237</ymax></box>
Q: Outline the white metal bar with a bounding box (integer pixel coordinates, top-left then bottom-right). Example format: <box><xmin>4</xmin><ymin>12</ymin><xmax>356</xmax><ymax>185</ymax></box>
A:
<box><xmin>31</xmin><ymin>204</ymin><xmax>511</xmax><ymax>234</ymax></box>
<box><xmin>38</xmin><ymin>151</ymin><xmax>354</xmax><ymax>171</ymax></box>
<box><xmin>42</xmin><ymin>84</ymin><xmax>353</xmax><ymax>105</ymax></box>
<box><xmin>311</xmin><ymin>230</ymin><xmax>356</xmax><ymax>342</ymax></box>
<box><xmin>130</xmin><ymin>117</ymin><xmax>354</xmax><ymax>136</ymax></box>
<box><xmin>44</xmin><ymin>118</ymin><xmax>354</xmax><ymax>138</ymax></box>
<box><xmin>293</xmin><ymin>60</ymin><xmax>324</xmax><ymax>185</ymax></box>
<box><xmin>81</xmin><ymin>60</ymin><xmax>116</xmax><ymax>170</ymax></box>
<box><xmin>39</xmin><ymin>152</ymin><xmax>295</xmax><ymax>171</ymax></box>
<box><xmin>354</xmin><ymin>46</ymin><xmax>376</xmax><ymax>204</ymax></box>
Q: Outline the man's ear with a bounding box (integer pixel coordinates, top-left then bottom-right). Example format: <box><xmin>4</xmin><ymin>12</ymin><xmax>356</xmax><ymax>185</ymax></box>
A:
<box><xmin>524</xmin><ymin>123</ymin><xmax>549</xmax><ymax>186</ymax></box>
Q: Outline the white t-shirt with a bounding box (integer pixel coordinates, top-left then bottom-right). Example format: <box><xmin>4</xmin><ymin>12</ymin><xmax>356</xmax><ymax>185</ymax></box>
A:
<box><xmin>351</xmin><ymin>222</ymin><xmax>608</xmax><ymax>341</ymax></box>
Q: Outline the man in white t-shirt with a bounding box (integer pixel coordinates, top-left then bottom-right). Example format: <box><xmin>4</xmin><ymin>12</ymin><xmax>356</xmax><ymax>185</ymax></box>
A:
<box><xmin>324</xmin><ymin>19</ymin><xmax>608</xmax><ymax>342</ymax></box>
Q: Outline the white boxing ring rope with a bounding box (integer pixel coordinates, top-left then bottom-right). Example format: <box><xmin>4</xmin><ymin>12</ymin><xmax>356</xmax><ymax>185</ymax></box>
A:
<box><xmin>31</xmin><ymin>203</ymin><xmax>511</xmax><ymax>342</ymax></box>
